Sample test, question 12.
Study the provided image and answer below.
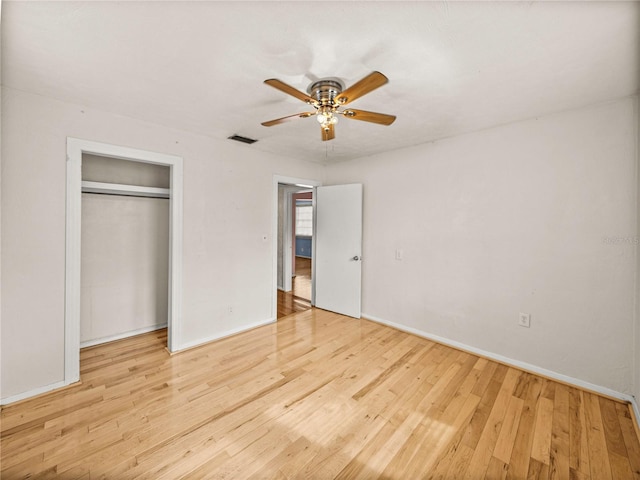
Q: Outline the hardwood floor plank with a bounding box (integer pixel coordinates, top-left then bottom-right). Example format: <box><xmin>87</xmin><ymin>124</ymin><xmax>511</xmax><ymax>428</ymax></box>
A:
<box><xmin>615</xmin><ymin>402</ymin><xmax>640</xmax><ymax>479</ymax></box>
<box><xmin>569</xmin><ymin>388</ymin><xmax>592</xmax><ymax>477</ymax></box>
<box><xmin>569</xmin><ymin>467</ymin><xmax>591</xmax><ymax>480</ymax></box>
<box><xmin>549</xmin><ymin>384</ymin><xmax>571</xmax><ymax>480</ymax></box>
<box><xmin>356</xmin><ymin>411</ymin><xmax>425</xmax><ymax>479</ymax></box>
<box><xmin>530</xmin><ymin>396</ymin><xmax>554</xmax><ymax>465</ymax></box>
<box><xmin>462</xmin><ymin>368</ymin><xmax>521</xmax><ymax>479</ymax></box>
<box><xmin>584</xmin><ymin>392</ymin><xmax>613</xmax><ymax>480</ymax></box>
<box><xmin>493</xmin><ymin>395</ymin><xmax>525</xmax><ymax>464</ymax></box>
<box><xmin>442</xmin><ymin>442</ymin><xmax>476</xmax><ymax>479</ymax></box>
<box><xmin>609</xmin><ymin>451</ymin><xmax>635</xmax><ymax>480</ymax></box>
<box><xmin>3</xmin><ymin>311</ymin><xmax>640</xmax><ymax>479</ymax></box>
<box><xmin>485</xmin><ymin>456</ymin><xmax>510</xmax><ymax>479</ymax></box>
<box><xmin>506</xmin><ymin>375</ymin><xmax>543</xmax><ymax>479</ymax></box>
<box><xmin>407</xmin><ymin>393</ymin><xmax>482</xmax><ymax>478</ymax></box>
<box><xmin>288</xmin><ymin>410</ymin><xmax>388</xmax><ymax>479</ymax></box>
<box><xmin>398</xmin><ymin>421</ymin><xmax>448</xmax><ymax>477</ymax></box>
<box><xmin>527</xmin><ymin>457</ymin><xmax>550</xmax><ymax>479</ymax></box>
<box><xmin>600</xmin><ymin>395</ymin><xmax>629</xmax><ymax>458</ymax></box>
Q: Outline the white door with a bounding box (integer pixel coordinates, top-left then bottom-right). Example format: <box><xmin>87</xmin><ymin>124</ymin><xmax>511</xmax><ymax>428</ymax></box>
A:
<box><xmin>314</xmin><ymin>184</ymin><xmax>363</xmax><ymax>318</ymax></box>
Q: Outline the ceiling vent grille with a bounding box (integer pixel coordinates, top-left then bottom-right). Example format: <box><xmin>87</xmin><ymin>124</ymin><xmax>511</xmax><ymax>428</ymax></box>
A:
<box><xmin>228</xmin><ymin>134</ymin><xmax>258</xmax><ymax>144</ymax></box>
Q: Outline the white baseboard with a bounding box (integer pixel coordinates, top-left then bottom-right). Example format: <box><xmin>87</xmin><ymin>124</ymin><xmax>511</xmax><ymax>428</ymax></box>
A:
<box><xmin>1</xmin><ymin>379</ymin><xmax>69</xmax><ymax>406</ymax></box>
<box><xmin>362</xmin><ymin>312</ymin><xmax>639</xmax><ymax>410</ymax></box>
<box><xmin>175</xmin><ymin>317</ymin><xmax>277</xmax><ymax>352</ymax></box>
<box><xmin>80</xmin><ymin>323</ymin><xmax>168</xmax><ymax>348</ymax></box>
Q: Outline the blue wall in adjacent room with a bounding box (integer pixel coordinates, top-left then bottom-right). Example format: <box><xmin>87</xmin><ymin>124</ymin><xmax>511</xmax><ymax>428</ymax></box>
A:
<box><xmin>295</xmin><ymin>236</ymin><xmax>312</xmax><ymax>258</ymax></box>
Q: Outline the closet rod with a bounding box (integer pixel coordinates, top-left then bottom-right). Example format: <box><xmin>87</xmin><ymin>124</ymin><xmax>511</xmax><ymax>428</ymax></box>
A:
<box><xmin>81</xmin><ymin>180</ymin><xmax>170</xmax><ymax>199</ymax></box>
<box><xmin>82</xmin><ymin>191</ymin><xmax>170</xmax><ymax>199</ymax></box>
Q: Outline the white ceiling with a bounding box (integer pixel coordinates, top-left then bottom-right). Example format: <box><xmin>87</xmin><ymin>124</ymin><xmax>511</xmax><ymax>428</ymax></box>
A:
<box><xmin>2</xmin><ymin>1</ymin><xmax>639</xmax><ymax>164</ymax></box>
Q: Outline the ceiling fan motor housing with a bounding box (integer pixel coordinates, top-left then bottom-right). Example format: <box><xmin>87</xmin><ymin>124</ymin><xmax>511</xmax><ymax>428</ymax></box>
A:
<box><xmin>308</xmin><ymin>79</ymin><xmax>344</xmax><ymax>106</ymax></box>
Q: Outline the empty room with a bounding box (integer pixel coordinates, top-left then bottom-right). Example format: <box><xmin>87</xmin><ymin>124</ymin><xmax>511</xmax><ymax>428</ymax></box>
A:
<box><xmin>1</xmin><ymin>1</ymin><xmax>640</xmax><ymax>478</ymax></box>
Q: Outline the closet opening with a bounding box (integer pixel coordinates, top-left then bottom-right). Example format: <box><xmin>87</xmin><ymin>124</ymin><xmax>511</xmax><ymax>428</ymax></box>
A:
<box><xmin>80</xmin><ymin>154</ymin><xmax>170</xmax><ymax>348</ymax></box>
<box><xmin>65</xmin><ymin>138</ymin><xmax>183</xmax><ymax>387</ymax></box>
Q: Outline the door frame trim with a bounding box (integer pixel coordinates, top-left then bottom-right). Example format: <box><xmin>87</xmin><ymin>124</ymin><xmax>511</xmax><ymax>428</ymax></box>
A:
<box><xmin>65</xmin><ymin>138</ymin><xmax>183</xmax><ymax>386</ymax></box>
<box><xmin>282</xmin><ymin>189</ymin><xmax>293</xmax><ymax>292</ymax></box>
<box><xmin>272</xmin><ymin>175</ymin><xmax>321</xmax><ymax>320</ymax></box>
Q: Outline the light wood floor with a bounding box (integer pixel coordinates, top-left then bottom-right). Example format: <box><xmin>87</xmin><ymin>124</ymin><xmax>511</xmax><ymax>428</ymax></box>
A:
<box><xmin>2</xmin><ymin>309</ymin><xmax>640</xmax><ymax>479</ymax></box>
<box><xmin>277</xmin><ymin>256</ymin><xmax>312</xmax><ymax>318</ymax></box>
<box><xmin>277</xmin><ymin>290</ymin><xmax>311</xmax><ymax>318</ymax></box>
<box><xmin>293</xmin><ymin>256</ymin><xmax>311</xmax><ymax>301</ymax></box>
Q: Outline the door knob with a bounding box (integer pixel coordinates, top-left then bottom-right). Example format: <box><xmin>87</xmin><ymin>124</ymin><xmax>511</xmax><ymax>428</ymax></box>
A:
<box><xmin>352</xmin><ymin>255</ymin><xmax>361</xmax><ymax>261</ymax></box>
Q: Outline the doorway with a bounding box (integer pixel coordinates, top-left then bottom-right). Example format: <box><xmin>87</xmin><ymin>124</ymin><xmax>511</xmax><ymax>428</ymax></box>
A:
<box><xmin>272</xmin><ymin>176</ymin><xmax>322</xmax><ymax>319</ymax></box>
<box><xmin>291</xmin><ymin>191</ymin><xmax>313</xmax><ymax>302</ymax></box>
<box><xmin>65</xmin><ymin>138</ymin><xmax>183</xmax><ymax>387</ymax></box>
<box><xmin>276</xmin><ymin>185</ymin><xmax>313</xmax><ymax>318</ymax></box>
<box><xmin>272</xmin><ymin>177</ymin><xmax>364</xmax><ymax>320</ymax></box>
<box><xmin>277</xmin><ymin>189</ymin><xmax>315</xmax><ymax>318</ymax></box>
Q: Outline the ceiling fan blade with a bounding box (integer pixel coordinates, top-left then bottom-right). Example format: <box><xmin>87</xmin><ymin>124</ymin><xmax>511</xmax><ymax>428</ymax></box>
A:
<box><xmin>341</xmin><ymin>109</ymin><xmax>396</xmax><ymax>125</ymax></box>
<box><xmin>334</xmin><ymin>71</ymin><xmax>389</xmax><ymax>106</ymax></box>
<box><xmin>261</xmin><ymin>112</ymin><xmax>315</xmax><ymax>127</ymax></box>
<box><xmin>264</xmin><ymin>79</ymin><xmax>318</xmax><ymax>105</ymax></box>
<box><xmin>321</xmin><ymin>124</ymin><xmax>335</xmax><ymax>141</ymax></box>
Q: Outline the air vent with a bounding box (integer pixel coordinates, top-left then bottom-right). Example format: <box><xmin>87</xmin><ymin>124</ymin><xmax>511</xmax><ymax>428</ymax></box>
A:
<box><xmin>228</xmin><ymin>134</ymin><xmax>258</xmax><ymax>144</ymax></box>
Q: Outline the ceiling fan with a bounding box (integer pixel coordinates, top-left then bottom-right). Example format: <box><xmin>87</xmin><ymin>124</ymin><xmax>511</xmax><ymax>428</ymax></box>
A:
<box><xmin>261</xmin><ymin>71</ymin><xmax>396</xmax><ymax>141</ymax></box>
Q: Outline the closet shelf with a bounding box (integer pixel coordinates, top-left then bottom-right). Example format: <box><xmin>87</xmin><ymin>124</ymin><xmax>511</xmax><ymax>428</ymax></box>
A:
<box><xmin>81</xmin><ymin>181</ymin><xmax>170</xmax><ymax>199</ymax></box>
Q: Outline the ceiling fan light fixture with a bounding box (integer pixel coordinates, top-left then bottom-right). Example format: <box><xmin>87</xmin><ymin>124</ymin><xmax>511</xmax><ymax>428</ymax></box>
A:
<box><xmin>316</xmin><ymin>107</ymin><xmax>338</xmax><ymax>127</ymax></box>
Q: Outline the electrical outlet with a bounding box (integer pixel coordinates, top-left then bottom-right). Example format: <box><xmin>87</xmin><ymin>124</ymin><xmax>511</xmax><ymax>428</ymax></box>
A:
<box><xmin>518</xmin><ymin>313</ymin><xmax>531</xmax><ymax>328</ymax></box>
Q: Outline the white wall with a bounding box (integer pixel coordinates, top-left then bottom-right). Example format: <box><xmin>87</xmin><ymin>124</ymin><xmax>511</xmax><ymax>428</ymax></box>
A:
<box><xmin>81</xmin><ymin>194</ymin><xmax>169</xmax><ymax>346</ymax></box>
<box><xmin>326</xmin><ymin>97</ymin><xmax>638</xmax><ymax>396</ymax></box>
<box><xmin>0</xmin><ymin>86</ymin><xmax>324</xmax><ymax>400</ymax></box>
<box><xmin>82</xmin><ymin>153</ymin><xmax>170</xmax><ymax>187</ymax></box>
